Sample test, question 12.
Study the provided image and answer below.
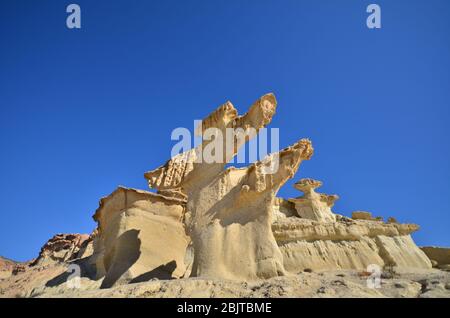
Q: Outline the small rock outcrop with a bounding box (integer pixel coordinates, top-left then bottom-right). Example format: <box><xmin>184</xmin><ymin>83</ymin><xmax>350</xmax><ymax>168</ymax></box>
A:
<box><xmin>144</xmin><ymin>93</ymin><xmax>278</xmax><ymax>194</ymax></box>
<box><xmin>421</xmin><ymin>247</ymin><xmax>450</xmax><ymax>270</ymax></box>
<box><xmin>1</xmin><ymin>92</ymin><xmax>448</xmax><ymax>298</ymax></box>
<box><xmin>30</xmin><ymin>233</ymin><xmax>90</xmax><ymax>266</ymax></box>
<box><xmin>288</xmin><ymin>178</ymin><xmax>338</xmax><ymax>222</ymax></box>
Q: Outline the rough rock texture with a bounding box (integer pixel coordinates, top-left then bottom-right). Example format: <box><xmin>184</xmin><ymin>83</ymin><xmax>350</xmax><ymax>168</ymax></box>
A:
<box><xmin>30</xmin><ymin>270</ymin><xmax>450</xmax><ymax>298</ymax></box>
<box><xmin>87</xmin><ymin>94</ymin><xmax>282</xmax><ymax>285</ymax></box>
<box><xmin>352</xmin><ymin>211</ymin><xmax>374</xmax><ymax>220</ymax></box>
<box><xmin>272</xmin><ymin>204</ymin><xmax>432</xmax><ymax>272</ymax></box>
<box><xmin>12</xmin><ymin>263</ymin><xmax>29</xmax><ymax>276</ymax></box>
<box><xmin>375</xmin><ymin>235</ymin><xmax>432</xmax><ymax>269</ymax></box>
<box><xmin>421</xmin><ymin>247</ymin><xmax>450</xmax><ymax>269</ymax></box>
<box><xmin>288</xmin><ymin>178</ymin><xmax>337</xmax><ymax>222</ymax></box>
<box><xmin>92</xmin><ymin>187</ymin><xmax>190</xmax><ymax>288</ymax></box>
<box><xmin>1</xmin><ymin>92</ymin><xmax>445</xmax><ymax>298</ymax></box>
<box><xmin>186</xmin><ymin>139</ymin><xmax>313</xmax><ymax>281</ymax></box>
<box><xmin>143</xmin><ymin>93</ymin><xmax>315</xmax><ymax>281</ymax></box>
<box><xmin>144</xmin><ymin>93</ymin><xmax>277</xmax><ymax>193</ymax></box>
<box><xmin>1</xmin><ymin>261</ymin><xmax>448</xmax><ymax>298</ymax></box>
<box><xmin>0</xmin><ymin>263</ymin><xmax>68</xmax><ymax>298</ymax></box>
<box><xmin>30</xmin><ymin>233</ymin><xmax>90</xmax><ymax>266</ymax></box>
<box><xmin>92</xmin><ymin>93</ymin><xmax>430</xmax><ymax>282</ymax></box>
<box><xmin>273</xmin><ymin>198</ymin><xmax>297</xmax><ymax>220</ymax></box>
<box><xmin>0</xmin><ymin>257</ymin><xmax>16</xmax><ymax>279</ymax></box>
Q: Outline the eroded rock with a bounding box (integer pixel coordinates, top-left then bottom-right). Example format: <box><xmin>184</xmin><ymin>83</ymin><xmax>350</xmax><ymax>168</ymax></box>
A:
<box><xmin>288</xmin><ymin>178</ymin><xmax>337</xmax><ymax>222</ymax></box>
<box><xmin>272</xmin><ymin>179</ymin><xmax>431</xmax><ymax>272</ymax></box>
<box><xmin>1</xmin><ymin>93</ymin><xmax>447</xmax><ymax>298</ymax></box>
<box><xmin>186</xmin><ymin>139</ymin><xmax>313</xmax><ymax>280</ymax></box>
<box><xmin>421</xmin><ymin>247</ymin><xmax>450</xmax><ymax>269</ymax></box>
<box><xmin>0</xmin><ymin>257</ymin><xmax>16</xmax><ymax>279</ymax></box>
<box><xmin>30</xmin><ymin>233</ymin><xmax>90</xmax><ymax>266</ymax></box>
<box><xmin>92</xmin><ymin>187</ymin><xmax>190</xmax><ymax>288</ymax></box>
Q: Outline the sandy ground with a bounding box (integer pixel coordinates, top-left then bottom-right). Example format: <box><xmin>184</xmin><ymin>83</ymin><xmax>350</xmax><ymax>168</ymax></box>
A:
<box><xmin>1</xmin><ymin>262</ymin><xmax>449</xmax><ymax>298</ymax></box>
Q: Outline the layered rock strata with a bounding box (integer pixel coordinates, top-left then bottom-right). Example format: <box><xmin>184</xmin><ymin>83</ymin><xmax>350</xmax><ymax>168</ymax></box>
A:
<box><xmin>86</xmin><ymin>92</ymin><xmax>433</xmax><ymax>285</ymax></box>
<box><xmin>0</xmin><ymin>257</ymin><xmax>16</xmax><ymax>279</ymax></box>
<box><xmin>270</xmin><ymin>176</ymin><xmax>431</xmax><ymax>273</ymax></box>
<box><xmin>185</xmin><ymin>139</ymin><xmax>313</xmax><ymax>280</ymax></box>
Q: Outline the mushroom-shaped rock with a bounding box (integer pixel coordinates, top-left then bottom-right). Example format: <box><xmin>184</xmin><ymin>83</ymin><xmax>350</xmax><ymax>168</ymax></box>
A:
<box><xmin>288</xmin><ymin>178</ymin><xmax>338</xmax><ymax>223</ymax></box>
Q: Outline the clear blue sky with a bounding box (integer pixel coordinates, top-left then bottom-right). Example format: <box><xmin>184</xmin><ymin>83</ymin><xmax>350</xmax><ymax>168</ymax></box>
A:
<box><xmin>1</xmin><ymin>0</ymin><xmax>449</xmax><ymax>261</ymax></box>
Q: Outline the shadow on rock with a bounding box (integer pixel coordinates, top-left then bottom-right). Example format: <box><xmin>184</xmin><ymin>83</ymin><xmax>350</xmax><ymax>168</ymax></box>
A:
<box><xmin>100</xmin><ymin>229</ymin><xmax>142</xmax><ymax>289</ymax></box>
<box><xmin>45</xmin><ymin>256</ymin><xmax>94</xmax><ymax>287</ymax></box>
<box><xmin>129</xmin><ymin>260</ymin><xmax>177</xmax><ymax>283</ymax></box>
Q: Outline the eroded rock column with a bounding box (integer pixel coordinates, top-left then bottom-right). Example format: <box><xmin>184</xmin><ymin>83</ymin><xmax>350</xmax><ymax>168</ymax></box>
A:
<box><xmin>288</xmin><ymin>178</ymin><xmax>337</xmax><ymax>223</ymax></box>
<box><xmin>186</xmin><ymin>139</ymin><xmax>313</xmax><ymax>280</ymax></box>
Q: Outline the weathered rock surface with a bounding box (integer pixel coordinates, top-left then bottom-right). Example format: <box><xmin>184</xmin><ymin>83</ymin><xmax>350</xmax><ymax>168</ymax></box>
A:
<box><xmin>272</xmin><ymin>216</ymin><xmax>420</xmax><ymax>243</ymax></box>
<box><xmin>92</xmin><ymin>187</ymin><xmax>190</xmax><ymax>288</ymax></box>
<box><xmin>421</xmin><ymin>247</ymin><xmax>450</xmax><ymax>270</ymax></box>
<box><xmin>273</xmin><ymin>198</ymin><xmax>431</xmax><ymax>272</ymax></box>
<box><xmin>1</xmin><ymin>92</ymin><xmax>445</xmax><ymax>297</ymax></box>
<box><xmin>0</xmin><ymin>257</ymin><xmax>16</xmax><ymax>279</ymax></box>
<box><xmin>2</xmin><ymin>263</ymin><xmax>448</xmax><ymax>298</ymax></box>
<box><xmin>186</xmin><ymin>139</ymin><xmax>313</xmax><ymax>281</ymax></box>
<box><xmin>352</xmin><ymin>211</ymin><xmax>374</xmax><ymax>220</ymax></box>
<box><xmin>90</xmin><ymin>93</ymin><xmax>431</xmax><ymax>283</ymax></box>
<box><xmin>144</xmin><ymin>93</ymin><xmax>277</xmax><ymax>193</ymax></box>
<box><xmin>143</xmin><ymin>93</ymin><xmax>316</xmax><ymax>281</ymax></box>
<box><xmin>0</xmin><ymin>262</ymin><xmax>68</xmax><ymax>298</ymax></box>
<box><xmin>288</xmin><ymin>178</ymin><xmax>338</xmax><ymax>222</ymax></box>
<box><xmin>30</xmin><ymin>233</ymin><xmax>90</xmax><ymax>266</ymax></box>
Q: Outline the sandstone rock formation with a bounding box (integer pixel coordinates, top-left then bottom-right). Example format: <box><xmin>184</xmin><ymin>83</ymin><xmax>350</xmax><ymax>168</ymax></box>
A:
<box><xmin>352</xmin><ymin>211</ymin><xmax>374</xmax><ymax>220</ymax></box>
<box><xmin>288</xmin><ymin>178</ymin><xmax>337</xmax><ymax>222</ymax></box>
<box><xmin>83</xmin><ymin>92</ymin><xmax>433</xmax><ymax>285</ymax></box>
<box><xmin>92</xmin><ymin>187</ymin><xmax>190</xmax><ymax>288</ymax></box>
<box><xmin>30</xmin><ymin>233</ymin><xmax>90</xmax><ymax>266</ymax></box>
<box><xmin>21</xmin><ymin>269</ymin><xmax>450</xmax><ymax>298</ymax></box>
<box><xmin>273</xmin><ymin>181</ymin><xmax>432</xmax><ymax>273</ymax></box>
<box><xmin>421</xmin><ymin>247</ymin><xmax>450</xmax><ymax>270</ymax></box>
<box><xmin>1</xmin><ymin>92</ymin><xmax>448</xmax><ymax>298</ymax></box>
<box><xmin>0</xmin><ymin>257</ymin><xmax>16</xmax><ymax>279</ymax></box>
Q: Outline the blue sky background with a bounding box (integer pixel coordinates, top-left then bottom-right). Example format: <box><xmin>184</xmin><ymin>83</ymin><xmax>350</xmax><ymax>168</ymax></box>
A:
<box><xmin>0</xmin><ymin>0</ymin><xmax>449</xmax><ymax>261</ymax></box>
